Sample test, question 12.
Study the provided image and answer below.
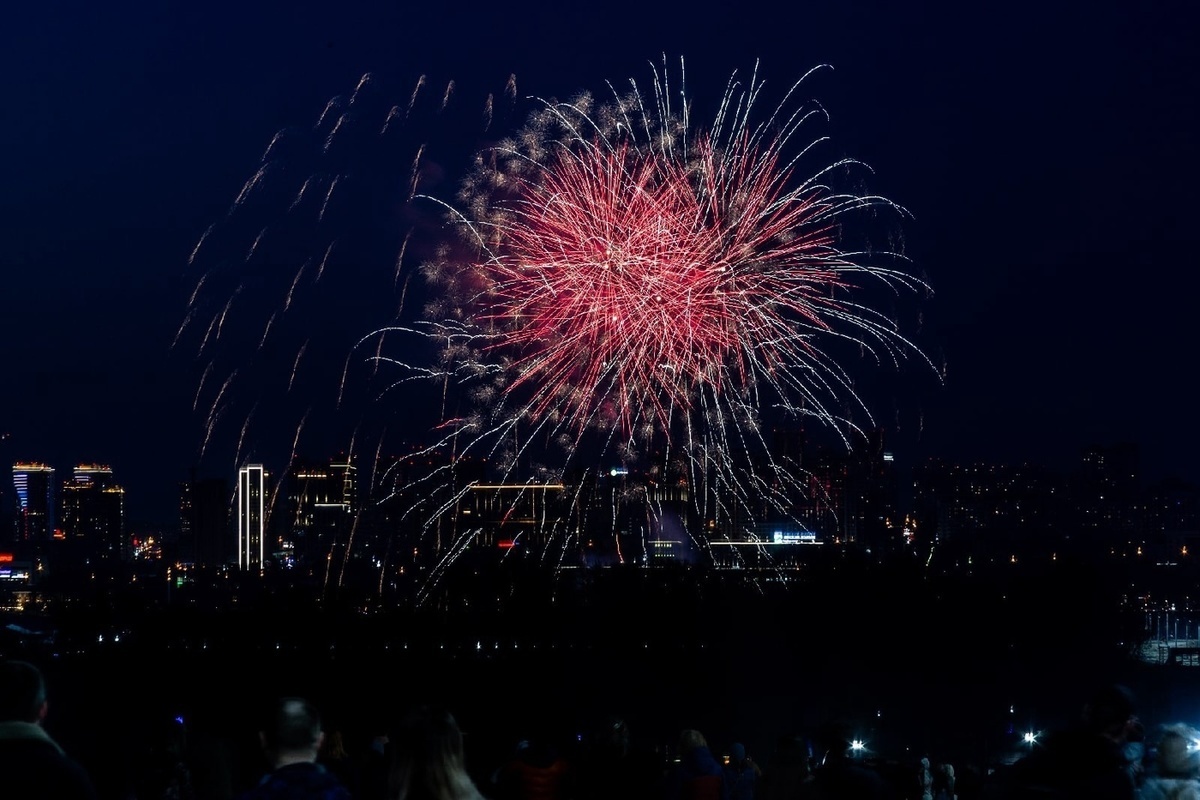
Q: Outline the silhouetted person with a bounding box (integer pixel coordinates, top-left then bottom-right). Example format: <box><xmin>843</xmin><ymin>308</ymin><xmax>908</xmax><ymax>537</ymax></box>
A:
<box><xmin>574</xmin><ymin>715</ymin><xmax>664</xmax><ymax>800</ymax></box>
<box><xmin>493</xmin><ymin>735</ymin><xmax>571</xmax><ymax>800</ymax></box>
<box><xmin>917</xmin><ymin>759</ymin><xmax>933</xmax><ymax>800</ymax></box>
<box><xmin>135</xmin><ymin>714</ymin><xmax>197</xmax><ymax>800</ymax></box>
<box><xmin>666</xmin><ymin>729</ymin><xmax>726</xmax><ymax>800</ymax></box>
<box><xmin>798</xmin><ymin>720</ymin><xmax>890</xmax><ymax>800</ymax></box>
<box><xmin>0</xmin><ymin>658</ymin><xmax>98</xmax><ymax>800</ymax></box>
<box><xmin>236</xmin><ymin>696</ymin><xmax>352</xmax><ymax>800</ymax></box>
<box><xmin>761</xmin><ymin>734</ymin><xmax>813</xmax><ymax>800</ymax></box>
<box><xmin>319</xmin><ymin>727</ymin><xmax>361</xmax><ymax>797</ymax></box>
<box><xmin>385</xmin><ymin>705</ymin><xmax>487</xmax><ymax>800</ymax></box>
<box><xmin>1139</xmin><ymin>724</ymin><xmax>1200</xmax><ymax>800</ymax></box>
<box><xmin>931</xmin><ymin>764</ymin><xmax>954</xmax><ymax>800</ymax></box>
<box><xmin>724</xmin><ymin>742</ymin><xmax>763</xmax><ymax>800</ymax></box>
<box><xmin>988</xmin><ymin>683</ymin><xmax>1141</xmax><ymax>800</ymax></box>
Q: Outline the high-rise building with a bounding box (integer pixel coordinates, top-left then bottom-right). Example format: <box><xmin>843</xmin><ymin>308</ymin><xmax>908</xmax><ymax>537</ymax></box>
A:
<box><xmin>237</xmin><ymin>464</ymin><xmax>267</xmax><ymax>570</ymax></box>
<box><xmin>462</xmin><ymin>481</ymin><xmax>566</xmax><ymax>550</ymax></box>
<box><xmin>11</xmin><ymin>463</ymin><xmax>55</xmax><ymax>557</ymax></box>
<box><xmin>60</xmin><ymin>464</ymin><xmax>126</xmax><ymax>562</ymax></box>
<box><xmin>179</xmin><ymin>476</ymin><xmax>231</xmax><ymax>567</ymax></box>
<box><xmin>283</xmin><ymin>457</ymin><xmax>357</xmax><ymax>566</ymax></box>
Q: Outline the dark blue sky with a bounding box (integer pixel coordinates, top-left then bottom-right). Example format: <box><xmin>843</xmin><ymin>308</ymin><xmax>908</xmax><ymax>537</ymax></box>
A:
<box><xmin>2</xmin><ymin>0</ymin><xmax>1197</xmax><ymax>526</ymax></box>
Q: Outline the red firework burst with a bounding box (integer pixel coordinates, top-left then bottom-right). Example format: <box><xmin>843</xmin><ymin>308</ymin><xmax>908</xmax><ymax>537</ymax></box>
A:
<box><xmin>451</xmin><ymin>69</ymin><xmax>919</xmax><ymax>440</ymax></box>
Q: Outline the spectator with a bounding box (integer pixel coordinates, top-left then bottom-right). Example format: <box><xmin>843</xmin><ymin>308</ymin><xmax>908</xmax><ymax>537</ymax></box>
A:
<box><xmin>987</xmin><ymin>683</ymin><xmax>1141</xmax><ymax>800</ymax></box>
<box><xmin>917</xmin><ymin>759</ymin><xmax>933</xmax><ymax>800</ymax></box>
<box><xmin>236</xmin><ymin>696</ymin><xmax>352</xmax><ymax>800</ymax></box>
<box><xmin>667</xmin><ymin>729</ymin><xmax>725</xmax><ymax>800</ymax></box>
<box><xmin>386</xmin><ymin>705</ymin><xmax>487</xmax><ymax>800</ymax></box>
<box><xmin>0</xmin><ymin>658</ymin><xmax>98</xmax><ymax>800</ymax></box>
<box><xmin>798</xmin><ymin>720</ymin><xmax>890</xmax><ymax>800</ymax></box>
<box><xmin>1139</xmin><ymin>724</ymin><xmax>1200</xmax><ymax>800</ymax></box>
<box><xmin>724</xmin><ymin>742</ymin><xmax>763</xmax><ymax>800</ymax></box>
<box><xmin>761</xmin><ymin>734</ymin><xmax>812</xmax><ymax>800</ymax></box>
<box><xmin>931</xmin><ymin>764</ymin><xmax>954</xmax><ymax>800</ymax></box>
<box><xmin>493</xmin><ymin>735</ymin><xmax>571</xmax><ymax>800</ymax></box>
<box><xmin>574</xmin><ymin>715</ymin><xmax>664</xmax><ymax>800</ymax></box>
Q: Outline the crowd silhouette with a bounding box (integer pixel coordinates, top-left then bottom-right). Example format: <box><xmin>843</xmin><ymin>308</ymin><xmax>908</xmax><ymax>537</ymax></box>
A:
<box><xmin>3</xmin><ymin>655</ymin><xmax>1189</xmax><ymax>800</ymax></box>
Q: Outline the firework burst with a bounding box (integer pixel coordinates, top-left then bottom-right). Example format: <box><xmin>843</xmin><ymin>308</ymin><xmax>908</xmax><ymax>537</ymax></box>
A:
<box><xmin>373</xmin><ymin>57</ymin><xmax>934</xmax><ymax>592</ymax></box>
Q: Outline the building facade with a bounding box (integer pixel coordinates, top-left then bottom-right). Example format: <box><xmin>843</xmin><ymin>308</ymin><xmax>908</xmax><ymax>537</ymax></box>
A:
<box><xmin>237</xmin><ymin>464</ymin><xmax>266</xmax><ymax>570</ymax></box>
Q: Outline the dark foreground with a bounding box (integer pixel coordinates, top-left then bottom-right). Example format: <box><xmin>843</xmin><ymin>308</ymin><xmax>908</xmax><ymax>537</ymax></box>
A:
<box><xmin>3</xmin><ymin>557</ymin><xmax>1196</xmax><ymax>799</ymax></box>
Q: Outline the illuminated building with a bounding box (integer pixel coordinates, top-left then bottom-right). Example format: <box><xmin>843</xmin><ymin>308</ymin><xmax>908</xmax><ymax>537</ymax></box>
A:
<box><xmin>237</xmin><ymin>464</ymin><xmax>267</xmax><ymax>570</ymax></box>
<box><xmin>60</xmin><ymin>464</ymin><xmax>126</xmax><ymax>562</ymax></box>
<box><xmin>462</xmin><ymin>482</ymin><xmax>566</xmax><ymax>550</ymax></box>
<box><xmin>283</xmin><ymin>457</ymin><xmax>357</xmax><ymax>565</ymax></box>
<box><xmin>11</xmin><ymin>463</ymin><xmax>55</xmax><ymax>556</ymax></box>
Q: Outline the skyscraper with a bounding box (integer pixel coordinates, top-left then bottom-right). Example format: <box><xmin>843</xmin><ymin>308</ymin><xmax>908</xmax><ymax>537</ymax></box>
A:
<box><xmin>61</xmin><ymin>464</ymin><xmax>126</xmax><ymax>562</ymax></box>
<box><xmin>237</xmin><ymin>464</ymin><xmax>266</xmax><ymax>570</ymax></box>
<box><xmin>179</xmin><ymin>475</ymin><xmax>231</xmax><ymax>567</ymax></box>
<box><xmin>11</xmin><ymin>463</ymin><xmax>55</xmax><ymax>557</ymax></box>
<box><xmin>284</xmin><ymin>457</ymin><xmax>357</xmax><ymax>566</ymax></box>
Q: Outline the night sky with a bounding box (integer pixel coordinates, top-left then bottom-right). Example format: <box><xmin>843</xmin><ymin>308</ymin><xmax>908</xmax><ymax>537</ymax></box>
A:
<box><xmin>2</xmin><ymin>0</ymin><xmax>1197</xmax><ymax>527</ymax></box>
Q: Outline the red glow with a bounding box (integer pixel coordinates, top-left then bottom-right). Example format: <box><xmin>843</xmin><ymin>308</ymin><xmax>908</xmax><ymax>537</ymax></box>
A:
<box><xmin>497</xmin><ymin>540</ymin><xmax>516</xmax><ymax>549</ymax></box>
<box><xmin>447</xmin><ymin>66</ymin><xmax>926</xmax><ymax>445</ymax></box>
<box><xmin>472</xmin><ymin>135</ymin><xmax>849</xmax><ymax>435</ymax></box>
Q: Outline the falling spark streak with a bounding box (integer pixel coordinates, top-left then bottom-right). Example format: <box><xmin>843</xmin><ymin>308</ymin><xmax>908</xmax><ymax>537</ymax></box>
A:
<box><xmin>381</xmin><ymin>105</ymin><xmax>402</xmax><ymax>135</ymax></box>
<box><xmin>406</xmin><ymin>75</ymin><xmax>426</xmax><ymax>118</ymax></box>
<box><xmin>188</xmin><ymin>224</ymin><xmax>215</xmax><ymax>266</ymax></box>
<box><xmin>336</xmin><ymin>349</ymin><xmax>355</xmax><ymax>409</ymax></box>
<box><xmin>245</xmin><ymin>227</ymin><xmax>268</xmax><ymax>262</ymax></box>
<box><xmin>407</xmin><ymin>145</ymin><xmax>425</xmax><ymax>200</ymax></box>
<box><xmin>441</xmin><ymin>80</ymin><xmax>454</xmax><ymax>111</ymax></box>
<box><xmin>350</xmin><ymin>72</ymin><xmax>373</xmax><ymax>104</ymax></box>
<box><xmin>372</xmin><ymin>57</ymin><xmax>934</xmax><ymax>593</ymax></box>
<box><xmin>193</xmin><ymin>361</ymin><xmax>214</xmax><ymax>412</ymax></box>
<box><xmin>199</xmin><ymin>370</ymin><xmax>238</xmax><ymax>461</ymax></box>
<box><xmin>288</xmin><ymin>340</ymin><xmax>308</xmax><ymax>393</ymax></box>
<box><xmin>315</xmin><ymin>241</ymin><xmax>335</xmax><ymax>282</ymax></box>
<box><xmin>315</xmin><ymin>97</ymin><xmax>343</xmax><ymax>130</ymax></box>
<box><xmin>393</xmin><ymin>232</ymin><xmax>411</xmax><ymax>288</ymax></box>
<box><xmin>257</xmin><ymin>311</ymin><xmax>278</xmax><ymax>351</ymax></box>
<box><xmin>233</xmin><ymin>164</ymin><xmax>271</xmax><ymax>207</ymax></box>
<box><xmin>196</xmin><ymin>314</ymin><xmax>220</xmax><ymax>358</ymax></box>
<box><xmin>318</xmin><ymin>177</ymin><xmax>341</xmax><ymax>221</ymax></box>
<box><xmin>172</xmin><ymin>306</ymin><xmax>198</xmax><ymax>352</ymax></box>
<box><xmin>290</xmin><ymin>176</ymin><xmax>320</xmax><ymax>212</ymax></box>
<box><xmin>324</xmin><ymin>114</ymin><xmax>349</xmax><ymax>153</ymax></box>
<box><xmin>261</xmin><ymin>129</ymin><xmax>288</xmax><ymax>163</ymax></box>
<box><xmin>283</xmin><ymin>261</ymin><xmax>310</xmax><ymax>313</ymax></box>
<box><xmin>267</xmin><ymin>409</ymin><xmax>311</xmax><ymax>529</ymax></box>
<box><xmin>212</xmin><ymin>285</ymin><xmax>242</xmax><ymax>346</ymax></box>
<box><xmin>234</xmin><ymin>403</ymin><xmax>258</xmax><ymax>468</ymax></box>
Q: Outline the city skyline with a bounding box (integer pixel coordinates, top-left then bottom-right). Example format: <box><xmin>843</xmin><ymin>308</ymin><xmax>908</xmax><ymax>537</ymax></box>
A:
<box><xmin>2</xmin><ymin>1</ymin><xmax>1197</xmax><ymax>529</ymax></box>
<box><xmin>1</xmin><ymin>432</ymin><xmax>1188</xmax><ymax>534</ymax></box>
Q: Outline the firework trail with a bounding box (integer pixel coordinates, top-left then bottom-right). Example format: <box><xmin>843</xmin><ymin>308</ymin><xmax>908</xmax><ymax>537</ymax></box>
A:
<box><xmin>175</xmin><ymin>71</ymin><xmax>513</xmax><ymax>589</ymax></box>
<box><xmin>369</xmin><ymin>57</ymin><xmax>934</xmax><ymax>597</ymax></box>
